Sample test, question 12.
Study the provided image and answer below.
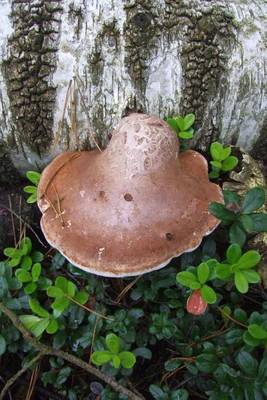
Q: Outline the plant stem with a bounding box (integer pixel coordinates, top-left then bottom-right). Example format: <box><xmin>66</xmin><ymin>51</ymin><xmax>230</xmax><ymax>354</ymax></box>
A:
<box><xmin>0</xmin><ymin>352</ymin><xmax>43</xmax><ymax>400</ymax></box>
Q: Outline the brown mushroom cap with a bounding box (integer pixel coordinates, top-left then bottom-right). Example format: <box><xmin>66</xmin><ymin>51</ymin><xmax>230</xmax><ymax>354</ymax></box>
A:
<box><xmin>38</xmin><ymin>113</ymin><xmax>223</xmax><ymax>277</ymax></box>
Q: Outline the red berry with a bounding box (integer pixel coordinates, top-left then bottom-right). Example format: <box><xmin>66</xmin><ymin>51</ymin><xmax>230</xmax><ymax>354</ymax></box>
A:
<box><xmin>186</xmin><ymin>289</ymin><xmax>208</xmax><ymax>315</ymax></box>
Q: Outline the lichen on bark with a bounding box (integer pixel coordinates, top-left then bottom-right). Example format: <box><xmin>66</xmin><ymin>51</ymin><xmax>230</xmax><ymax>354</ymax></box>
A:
<box><xmin>4</xmin><ymin>0</ymin><xmax>63</xmax><ymax>155</ymax></box>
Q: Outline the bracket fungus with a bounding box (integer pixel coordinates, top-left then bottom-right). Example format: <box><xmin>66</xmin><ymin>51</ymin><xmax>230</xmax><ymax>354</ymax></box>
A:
<box><xmin>38</xmin><ymin>113</ymin><xmax>223</xmax><ymax>277</ymax></box>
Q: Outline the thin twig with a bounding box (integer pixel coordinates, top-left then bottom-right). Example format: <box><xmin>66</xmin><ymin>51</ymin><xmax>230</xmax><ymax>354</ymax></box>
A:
<box><xmin>67</xmin><ymin>295</ymin><xmax>114</xmax><ymax>321</ymax></box>
<box><xmin>0</xmin><ymin>353</ymin><xmax>43</xmax><ymax>400</ymax></box>
<box><xmin>115</xmin><ymin>276</ymin><xmax>141</xmax><ymax>304</ymax></box>
<box><xmin>0</xmin><ymin>204</ymin><xmax>47</xmax><ymax>248</ymax></box>
<box><xmin>8</xmin><ymin>196</ymin><xmax>16</xmax><ymax>246</ymax></box>
<box><xmin>218</xmin><ymin>307</ymin><xmax>248</xmax><ymax>329</ymax></box>
<box><xmin>0</xmin><ymin>303</ymin><xmax>144</xmax><ymax>400</ymax></box>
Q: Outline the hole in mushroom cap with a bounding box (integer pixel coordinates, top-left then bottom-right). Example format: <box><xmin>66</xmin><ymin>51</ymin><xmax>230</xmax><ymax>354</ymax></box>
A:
<box><xmin>165</xmin><ymin>233</ymin><xmax>175</xmax><ymax>241</ymax></box>
<box><xmin>124</xmin><ymin>193</ymin><xmax>133</xmax><ymax>202</ymax></box>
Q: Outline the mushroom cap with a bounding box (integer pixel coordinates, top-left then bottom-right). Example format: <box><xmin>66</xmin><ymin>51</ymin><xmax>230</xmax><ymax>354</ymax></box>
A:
<box><xmin>38</xmin><ymin>113</ymin><xmax>223</xmax><ymax>277</ymax></box>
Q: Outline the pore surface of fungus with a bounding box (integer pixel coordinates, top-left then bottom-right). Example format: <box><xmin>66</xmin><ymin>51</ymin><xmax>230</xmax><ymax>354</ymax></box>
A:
<box><xmin>38</xmin><ymin>113</ymin><xmax>222</xmax><ymax>277</ymax></box>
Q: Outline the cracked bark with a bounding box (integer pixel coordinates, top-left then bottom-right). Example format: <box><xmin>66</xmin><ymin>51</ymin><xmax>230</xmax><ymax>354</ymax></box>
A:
<box><xmin>0</xmin><ymin>0</ymin><xmax>266</xmax><ymax>181</ymax></box>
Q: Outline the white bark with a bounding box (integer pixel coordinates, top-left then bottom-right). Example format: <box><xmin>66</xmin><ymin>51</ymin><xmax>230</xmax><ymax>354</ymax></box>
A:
<box><xmin>0</xmin><ymin>0</ymin><xmax>266</xmax><ymax>175</ymax></box>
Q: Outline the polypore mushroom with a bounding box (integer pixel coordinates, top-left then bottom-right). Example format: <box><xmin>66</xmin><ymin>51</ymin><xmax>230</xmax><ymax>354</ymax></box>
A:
<box><xmin>38</xmin><ymin>113</ymin><xmax>222</xmax><ymax>277</ymax></box>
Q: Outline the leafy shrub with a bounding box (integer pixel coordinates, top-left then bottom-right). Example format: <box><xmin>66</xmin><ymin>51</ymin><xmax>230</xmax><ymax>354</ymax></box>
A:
<box><xmin>209</xmin><ymin>142</ymin><xmax>238</xmax><ymax>178</ymax></box>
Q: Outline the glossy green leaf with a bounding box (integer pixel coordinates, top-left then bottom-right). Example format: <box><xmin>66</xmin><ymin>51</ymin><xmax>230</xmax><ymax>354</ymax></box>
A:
<box><xmin>111</xmin><ymin>354</ymin><xmax>121</xmax><ymax>369</ymax></box>
<box><xmin>26</xmin><ymin>171</ymin><xmax>41</xmax><ymax>185</ymax></box>
<box><xmin>46</xmin><ymin>319</ymin><xmax>59</xmax><ymax>334</ymax></box>
<box><xmin>0</xmin><ymin>335</ymin><xmax>6</xmax><ymax>356</ymax></box>
<box><xmin>52</xmin><ymin>297</ymin><xmax>70</xmax><ymax>313</ymax></box>
<box><xmin>31</xmin><ymin>251</ymin><xmax>44</xmax><ymax>263</ymax></box>
<box><xmin>24</xmin><ymin>282</ymin><xmax>37</xmax><ymax>294</ymax></box>
<box><xmin>31</xmin><ymin>263</ymin><xmax>41</xmax><ymax>282</ymax></box>
<box><xmin>248</xmin><ymin>324</ymin><xmax>267</xmax><ymax>340</ymax></box>
<box><xmin>210</xmin><ymin>160</ymin><xmax>222</xmax><ymax>169</ymax></box>
<box><xmin>236</xmin><ymin>351</ymin><xmax>258</xmax><ymax>376</ymax></box>
<box><xmin>47</xmin><ymin>286</ymin><xmax>64</xmax><ymax>298</ymax></box>
<box><xmin>91</xmin><ymin>351</ymin><xmax>112</xmax><ymax>366</ymax></box>
<box><xmin>240</xmin><ymin>214</ymin><xmax>254</xmax><ymax>233</ymax></box>
<box><xmin>23</xmin><ymin>185</ymin><xmax>37</xmax><ymax>194</ymax></box>
<box><xmin>119</xmin><ymin>351</ymin><xmax>136</xmax><ymax>369</ymax></box>
<box><xmin>183</xmin><ymin>113</ymin><xmax>195</xmax><ymax>130</ymax></box>
<box><xmin>29</xmin><ymin>298</ymin><xmax>49</xmax><ymax>318</ymax></box>
<box><xmin>221</xmin><ymin>156</ymin><xmax>238</xmax><ymax>172</ymax></box>
<box><xmin>210</xmin><ymin>142</ymin><xmax>224</xmax><ymax>161</ymax></box>
<box><xmin>74</xmin><ymin>291</ymin><xmax>89</xmax><ymax>305</ymax></box>
<box><xmin>15</xmin><ymin>269</ymin><xmax>32</xmax><ymax>283</ymax></box>
<box><xmin>208</xmin><ymin>203</ymin><xmax>236</xmax><ymax>223</ymax></box>
<box><xmin>237</xmin><ymin>250</ymin><xmax>261</xmax><ymax>269</ymax></box>
<box><xmin>21</xmin><ymin>256</ymin><xmax>32</xmax><ymax>270</ymax></box>
<box><xmin>27</xmin><ymin>193</ymin><xmax>38</xmax><ymax>204</ymax></box>
<box><xmin>166</xmin><ymin>118</ymin><xmax>179</xmax><ymax>134</ymax></box>
<box><xmin>196</xmin><ymin>353</ymin><xmax>218</xmax><ymax>373</ymax></box>
<box><xmin>229</xmin><ymin>223</ymin><xmax>246</xmax><ymax>247</ymax></box>
<box><xmin>55</xmin><ymin>276</ymin><xmax>76</xmax><ymax>297</ymax></box>
<box><xmin>242</xmin><ymin>187</ymin><xmax>265</xmax><ymax>213</ymax></box>
<box><xmin>242</xmin><ymin>270</ymin><xmax>261</xmax><ymax>284</ymax></box>
<box><xmin>176</xmin><ymin>271</ymin><xmax>200</xmax><ymax>289</ymax></box>
<box><xmin>234</xmin><ymin>271</ymin><xmax>248</xmax><ymax>293</ymax></box>
<box><xmin>226</xmin><ymin>244</ymin><xmax>242</xmax><ymax>264</ymax></box>
<box><xmin>223</xmin><ymin>190</ymin><xmax>241</xmax><ymax>206</ymax></box>
<box><xmin>200</xmin><ymin>285</ymin><xmax>217</xmax><ymax>304</ymax></box>
<box><xmin>221</xmin><ymin>146</ymin><xmax>232</xmax><ymax>160</ymax></box>
<box><xmin>164</xmin><ymin>358</ymin><xmax>182</xmax><ymax>371</ymax></box>
<box><xmin>106</xmin><ymin>333</ymin><xmax>120</xmax><ymax>354</ymax></box>
<box><xmin>179</xmin><ymin>131</ymin><xmax>193</xmax><ymax>140</ymax></box>
<box><xmin>249</xmin><ymin>213</ymin><xmax>267</xmax><ymax>232</ymax></box>
<box><xmin>215</xmin><ymin>263</ymin><xmax>232</xmax><ymax>280</ymax></box>
<box><xmin>197</xmin><ymin>262</ymin><xmax>210</xmax><ymax>284</ymax></box>
<box><xmin>20</xmin><ymin>237</ymin><xmax>32</xmax><ymax>255</ymax></box>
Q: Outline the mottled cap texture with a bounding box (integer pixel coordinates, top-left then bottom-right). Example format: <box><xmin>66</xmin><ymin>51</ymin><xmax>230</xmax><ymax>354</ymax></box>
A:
<box><xmin>38</xmin><ymin>113</ymin><xmax>223</xmax><ymax>277</ymax></box>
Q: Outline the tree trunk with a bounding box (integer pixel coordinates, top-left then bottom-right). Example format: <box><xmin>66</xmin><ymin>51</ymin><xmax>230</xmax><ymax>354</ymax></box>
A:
<box><xmin>0</xmin><ymin>0</ymin><xmax>266</xmax><ymax>181</ymax></box>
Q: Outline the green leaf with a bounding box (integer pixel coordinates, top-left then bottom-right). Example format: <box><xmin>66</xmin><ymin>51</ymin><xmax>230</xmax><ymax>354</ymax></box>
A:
<box><xmin>26</xmin><ymin>171</ymin><xmax>41</xmax><ymax>185</ymax></box>
<box><xmin>164</xmin><ymin>358</ymin><xmax>182</xmax><ymax>371</ymax></box>
<box><xmin>0</xmin><ymin>335</ymin><xmax>6</xmax><ymax>356</ymax></box>
<box><xmin>183</xmin><ymin>113</ymin><xmax>195</xmax><ymax>130</ymax></box>
<box><xmin>8</xmin><ymin>257</ymin><xmax>21</xmax><ymax>267</ymax></box>
<box><xmin>209</xmin><ymin>170</ymin><xmax>220</xmax><ymax>179</ymax></box>
<box><xmin>51</xmin><ymin>296</ymin><xmax>70</xmax><ymax>313</ymax></box>
<box><xmin>15</xmin><ymin>269</ymin><xmax>32</xmax><ymax>283</ymax></box>
<box><xmin>31</xmin><ymin>263</ymin><xmax>41</xmax><ymax>282</ymax></box>
<box><xmin>210</xmin><ymin>160</ymin><xmax>222</xmax><ymax>169</ymax></box>
<box><xmin>223</xmin><ymin>190</ymin><xmax>241</xmax><ymax>206</ymax></box>
<box><xmin>237</xmin><ymin>250</ymin><xmax>261</xmax><ymax>269</ymax></box>
<box><xmin>221</xmin><ymin>146</ymin><xmax>232</xmax><ymax>160</ymax></box>
<box><xmin>175</xmin><ymin>116</ymin><xmax>186</xmax><ymax>131</ymax></box>
<box><xmin>149</xmin><ymin>385</ymin><xmax>165</xmax><ymax>400</ymax></box>
<box><xmin>200</xmin><ymin>285</ymin><xmax>217</xmax><ymax>304</ymax></box>
<box><xmin>210</xmin><ymin>142</ymin><xmax>224</xmax><ymax>161</ymax></box>
<box><xmin>176</xmin><ymin>271</ymin><xmax>200</xmax><ymax>289</ymax></box>
<box><xmin>46</xmin><ymin>319</ymin><xmax>59</xmax><ymax>334</ymax></box>
<box><xmin>20</xmin><ymin>237</ymin><xmax>32</xmax><ymax>255</ymax></box>
<box><xmin>242</xmin><ymin>270</ymin><xmax>261</xmax><ymax>284</ymax></box>
<box><xmin>221</xmin><ymin>156</ymin><xmax>238</xmax><ymax>172</ymax></box>
<box><xmin>197</xmin><ymin>262</ymin><xmax>210</xmax><ymax>284</ymax></box>
<box><xmin>119</xmin><ymin>351</ymin><xmax>136</xmax><ymax>369</ymax></box>
<box><xmin>133</xmin><ymin>348</ymin><xmax>152</xmax><ymax>360</ymax></box>
<box><xmin>249</xmin><ymin>213</ymin><xmax>267</xmax><ymax>232</ymax></box>
<box><xmin>3</xmin><ymin>247</ymin><xmax>17</xmax><ymax>257</ymax></box>
<box><xmin>226</xmin><ymin>243</ymin><xmax>242</xmax><ymax>264</ymax></box>
<box><xmin>21</xmin><ymin>256</ymin><xmax>32</xmax><ymax>270</ymax></box>
<box><xmin>229</xmin><ymin>223</ymin><xmax>246</xmax><ymax>247</ymax></box>
<box><xmin>23</xmin><ymin>185</ymin><xmax>37</xmax><ymax>194</ymax></box>
<box><xmin>242</xmin><ymin>187</ymin><xmax>265</xmax><ymax>213</ymax></box>
<box><xmin>55</xmin><ymin>276</ymin><xmax>76</xmax><ymax>297</ymax></box>
<box><xmin>248</xmin><ymin>324</ymin><xmax>267</xmax><ymax>340</ymax></box>
<box><xmin>208</xmin><ymin>203</ymin><xmax>236</xmax><ymax>223</ymax></box>
<box><xmin>31</xmin><ymin>251</ymin><xmax>44</xmax><ymax>263</ymax></box>
<box><xmin>234</xmin><ymin>271</ymin><xmax>248</xmax><ymax>293</ymax></box>
<box><xmin>27</xmin><ymin>193</ymin><xmax>38</xmax><ymax>204</ymax></box>
<box><xmin>242</xmin><ymin>331</ymin><xmax>261</xmax><ymax>347</ymax></box>
<box><xmin>111</xmin><ymin>354</ymin><xmax>121</xmax><ymax>369</ymax></box>
<box><xmin>179</xmin><ymin>131</ymin><xmax>193</xmax><ymax>140</ymax></box>
<box><xmin>105</xmin><ymin>333</ymin><xmax>120</xmax><ymax>354</ymax></box>
<box><xmin>24</xmin><ymin>282</ymin><xmax>37</xmax><ymax>294</ymax></box>
<box><xmin>19</xmin><ymin>315</ymin><xmax>49</xmax><ymax>337</ymax></box>
<box><xmin>239</xmin><ymin>214</ymin><xmax>254</xmax><ymax>233</ymax></box>
<box><xmin>74</xmin><ymin>291</ymin><xmax>89</xmax><ymax>305</ymax></box>
<box><xmin>196</xmin><ymin>353</ymin><xmax>218</xmax><ymax>373</ymax></box>
<box><xmin>91</xmin><ymin>351</ymin><xmax>112</xmax><ymax>366</ymax></box>
<box><xmin>47</xmin><ymin>286</ymin><xmax>64</xmax><ymax>298</ymax></box>
<box><xmin>236</xmin><ymin>351</ymin><xmax>258</xmax><ymax>376</ymax></box>
<box><xmin>215</xmin><ymin>263</ymin><xmax>232</xmax><ymax>280</ymax></box>
<box><xmin>166</xmin><ymin>118</ymin><xmax>179</xmax><ymax>134</ymax></box>
<box><xmin>29</xmin><ymin>298</ymin><xmax>49</xmax><ymax>318</ymax></box>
